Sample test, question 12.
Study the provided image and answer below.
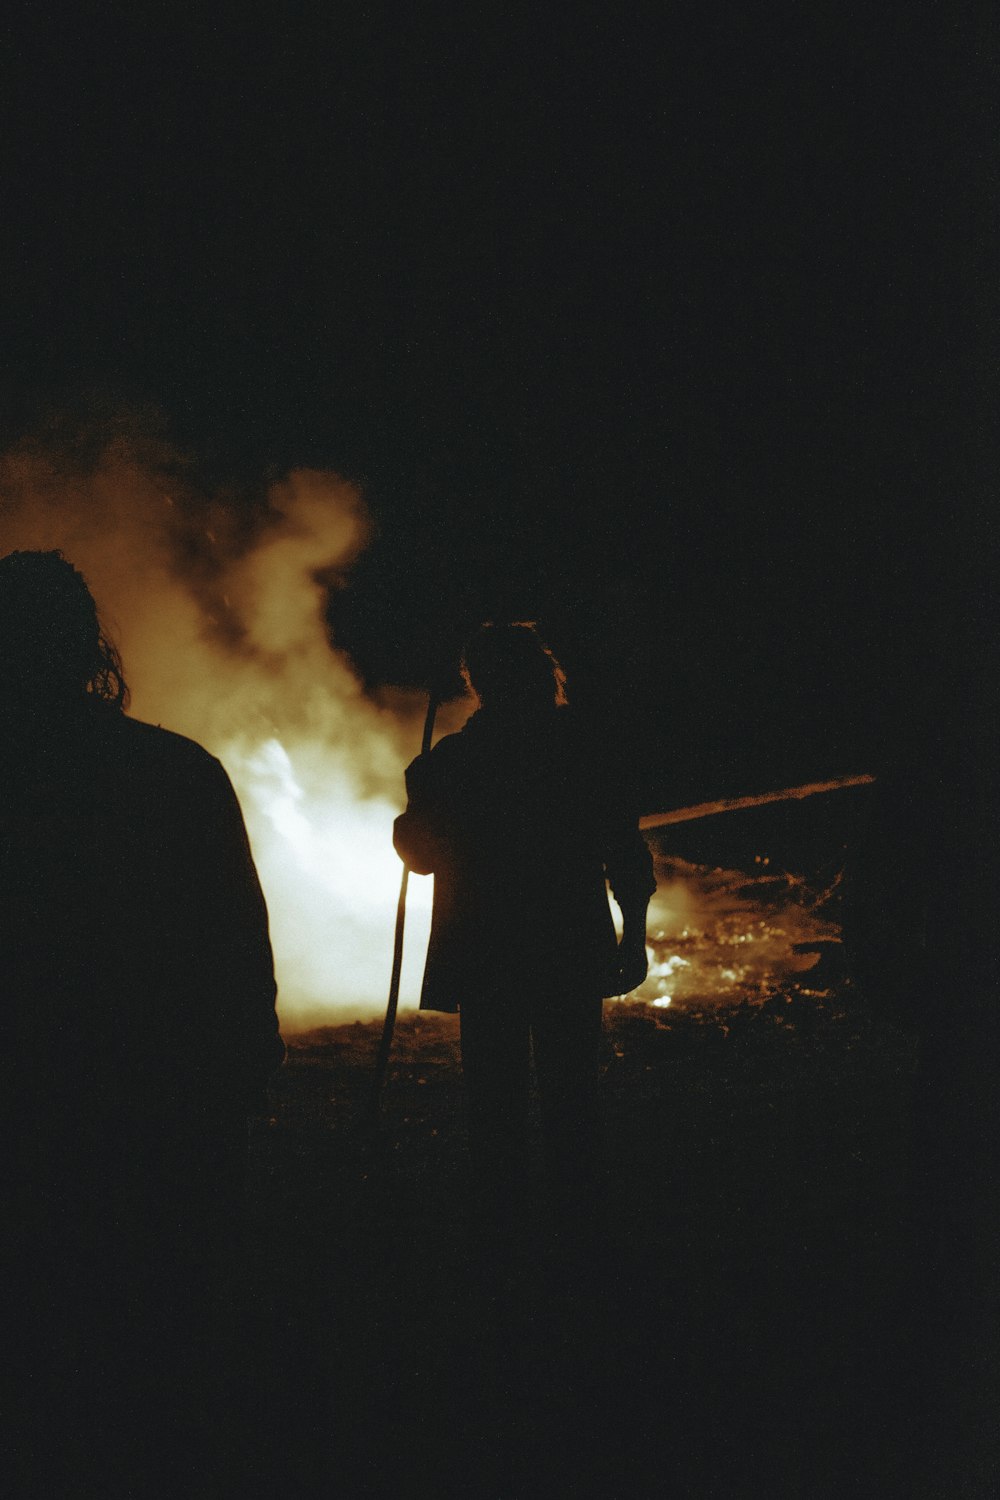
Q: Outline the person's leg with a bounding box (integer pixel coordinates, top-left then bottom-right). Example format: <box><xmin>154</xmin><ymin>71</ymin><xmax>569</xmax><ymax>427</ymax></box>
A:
<box><xmin>530</xmin><ymin>989</ymin><xmax>604</xmax><ymax>1200</ymax></box>
<box><xmin>528</xmin><ymin>990</ymin><xmax>610</xmax><ymax>1483</ymax></box>
<box><xmin>459</xmin><ymin>990</ymin><xmax>532</xmax><ymax>1202</ymax></box>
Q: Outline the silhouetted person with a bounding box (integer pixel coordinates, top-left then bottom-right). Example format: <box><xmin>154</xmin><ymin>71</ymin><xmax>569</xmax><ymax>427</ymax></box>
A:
<box><xmin>393</xmin><ymin>623</ymin><xmax>655</xmax><ymax>1241</ymax></box>
<box><xmin>0</xmin><ymin>550</ymin><xmax>284</xmax><ymax>1495</ymax></box>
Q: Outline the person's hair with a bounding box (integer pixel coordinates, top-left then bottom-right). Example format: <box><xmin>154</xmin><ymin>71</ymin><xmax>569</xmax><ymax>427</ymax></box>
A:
<box><xmin>460</xmin><ymin>621</ymin><xmax>568</xmax><ymax>711</ymax></box>
<box><xmin>0</xmin><ymin>549</ymin><xmax>129</xmax><ymax>709</ymax></box>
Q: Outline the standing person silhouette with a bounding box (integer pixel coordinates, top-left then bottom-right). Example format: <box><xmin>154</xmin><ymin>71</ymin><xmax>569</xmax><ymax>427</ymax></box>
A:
<box><xmin>393</xmin><ymin>622</ymin><xmax>655</xmax><ymax>1240</ymax></box>
<box><xmin>0</xmin><ymin>550</ymin><xmax>284</xmax><ymax>1495</ymax></box>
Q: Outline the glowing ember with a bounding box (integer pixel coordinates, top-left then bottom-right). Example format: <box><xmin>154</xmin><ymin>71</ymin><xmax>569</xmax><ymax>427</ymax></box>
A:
<box><xmin>622</xmin><ymin>856</ymin><xmax>843</xmax><ymax>1008</ymax></box>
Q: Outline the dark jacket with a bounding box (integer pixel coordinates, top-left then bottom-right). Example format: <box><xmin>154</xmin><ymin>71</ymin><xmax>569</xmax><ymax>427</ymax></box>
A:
<box><xmin>0</xmin><ymin>707</ymin><xmax>284</xmax><ymax>1117</ymax></box>
<box><xmin>1</xmin><ymin>705</ymin><xmax>285</xmax><ymax>1478</ymax></box>
<box><xmin>393</xmin><ymin>706</ymin><xmax>656</xmax><ymax>1011</ymax></box>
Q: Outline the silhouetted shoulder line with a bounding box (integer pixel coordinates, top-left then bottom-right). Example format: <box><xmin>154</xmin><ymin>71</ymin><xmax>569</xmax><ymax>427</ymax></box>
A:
<box><xmin>117</xmin><ymin>715</ymin><xmax>227</xmax><ymax>777</ymax></box>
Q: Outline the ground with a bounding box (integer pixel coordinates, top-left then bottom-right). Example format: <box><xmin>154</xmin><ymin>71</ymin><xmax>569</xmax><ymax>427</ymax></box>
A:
<box><xmin>240</xmin><ymin>988</ymin><xmax>938</xmax><ymax>1498</ymax></box>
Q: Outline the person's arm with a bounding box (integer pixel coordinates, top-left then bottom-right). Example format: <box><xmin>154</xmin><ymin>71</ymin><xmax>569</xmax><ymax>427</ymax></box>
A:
<box><xmin>392</xmin><ymin>752</ymin><xmax>450</xmax><ymax>875</ymax></box>
<box><xmin>605</xmin><ymin>823</ymin><xmax>657</xmax><ymax>993</ymax></box>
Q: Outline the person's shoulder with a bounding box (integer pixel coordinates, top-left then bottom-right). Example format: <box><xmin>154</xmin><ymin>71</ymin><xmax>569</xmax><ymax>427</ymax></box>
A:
<box><xmin>432</xmin><ymin>726</ymin><xmax>472</xmax><ymax>760</ymax></box>
<box><xmin>114</xmin><ymin>715</ymin><xmax>228</xmax><ymax>783</ymax></box>
<box><xmin>557</xmin><ymin>707</ymin><xmax>643</xmax><ymax>806</ymax></box>
<box><xmin>404</xmin><ymin>727</ymin><xmax>468</xmax><ymax>783</ymax></box>
<box><xmin>550</xmin><ymin>705</ymin><xmax>603</xmax><ymax>761</ymax></box>
<box><xmin>552</xmin><ymin>704</ymin><xmax>586</xmax><ymax>738</ymax></box>
<box><xmin>117</xmin><ymin>714</ymin><xmax>215</xmax><ymax>761</ymax></box>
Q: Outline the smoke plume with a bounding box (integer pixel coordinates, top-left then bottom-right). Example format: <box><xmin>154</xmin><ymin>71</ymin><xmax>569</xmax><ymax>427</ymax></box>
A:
<box><xmin>0</xmin><ymin>432</ymin><xmax>437</xmax><ymax>1024</ymax></box>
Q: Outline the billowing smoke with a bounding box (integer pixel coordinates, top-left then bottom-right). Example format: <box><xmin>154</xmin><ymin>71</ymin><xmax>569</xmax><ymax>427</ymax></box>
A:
<box><xmin>0</xmin><ymin>433</ymin><xmax>446</xmax><ymax>1025</ymax></box>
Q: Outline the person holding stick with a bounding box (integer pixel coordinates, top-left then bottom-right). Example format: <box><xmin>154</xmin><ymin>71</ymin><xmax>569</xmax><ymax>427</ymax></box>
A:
<box><xmin>393</xmin><ymin>622</ymin><xmax>655</xmax><ymax>1233</ymax></box>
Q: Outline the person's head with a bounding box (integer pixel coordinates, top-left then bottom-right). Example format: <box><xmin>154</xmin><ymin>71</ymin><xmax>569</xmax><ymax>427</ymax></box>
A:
<box><xmin>0</xmin><ymin>549</ymin><xmax>128</xmax><ymax>713</ymax></box>
<box><xmin>460</xmin><ymin>621</ymin><xmax>567</xmax><ymax>714</ymax></box>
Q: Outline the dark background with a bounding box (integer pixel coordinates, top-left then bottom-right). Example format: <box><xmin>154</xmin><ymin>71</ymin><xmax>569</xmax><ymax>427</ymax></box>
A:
<box><xmin>2</xmin><ymin>13</ymin><xmax>996</xmax><ymax>1494</ymax></box>
<box><xmin>1</xmin><ymin>3</ymin><xmax>994</xmax><ymax>807</ymax></box>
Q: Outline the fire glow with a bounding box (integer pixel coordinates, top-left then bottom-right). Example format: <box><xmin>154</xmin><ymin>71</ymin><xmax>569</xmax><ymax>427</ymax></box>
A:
<box><xmin>1</xmin><ymin>437</ymin><xmax>844</xmax><ymax>1027</ymax></box>
<box><xmin>633</xmin><ymin>857</ymin><xmax>843</xmax><ymax>1008</ymax></box>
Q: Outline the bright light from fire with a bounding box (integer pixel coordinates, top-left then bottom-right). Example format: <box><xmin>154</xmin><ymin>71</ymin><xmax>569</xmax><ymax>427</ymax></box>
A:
<box><xmin>222</xmin><ymin>734</ymin><xmax>435</xmax><ymax>1020</ymax></box>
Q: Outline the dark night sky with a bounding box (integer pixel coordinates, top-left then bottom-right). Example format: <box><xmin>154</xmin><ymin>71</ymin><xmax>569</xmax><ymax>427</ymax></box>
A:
<box><xmin>1</xmin><ymin>4</ymin><xmax>994</xmax><ymax>803</ymax></box>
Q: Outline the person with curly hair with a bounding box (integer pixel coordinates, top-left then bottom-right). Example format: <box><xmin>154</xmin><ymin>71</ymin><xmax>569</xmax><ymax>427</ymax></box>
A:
<box><xmin>0</xmin><ymin>549</ymin><xmax>283</xmax><ymax>1491</ymax></box>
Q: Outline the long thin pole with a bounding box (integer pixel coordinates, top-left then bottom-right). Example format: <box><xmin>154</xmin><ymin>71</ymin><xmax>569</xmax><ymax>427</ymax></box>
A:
<box><xmin>638</xmin><ymin>774</ymin><xmax>875</xmax><ymax>831</ymax></box>
<box><xmin>371</xmin><ymin>692</ymin><xmax>439</xmax><ymax>1114</ymax></box>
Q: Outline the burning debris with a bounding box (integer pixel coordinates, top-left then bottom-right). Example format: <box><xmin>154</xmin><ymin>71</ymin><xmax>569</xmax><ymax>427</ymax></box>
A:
<box><xmin>627</xmin><ymin>854</ymin><xmax>845</xmax><ymax>1010</ymax></box>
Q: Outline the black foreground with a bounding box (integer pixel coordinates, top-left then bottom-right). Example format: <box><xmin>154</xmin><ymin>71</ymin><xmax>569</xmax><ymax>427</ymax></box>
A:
<box><xmin>233</xmin><ymin>992</ymin><xmax>992</xmax><ymax>1499</ymax></box>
